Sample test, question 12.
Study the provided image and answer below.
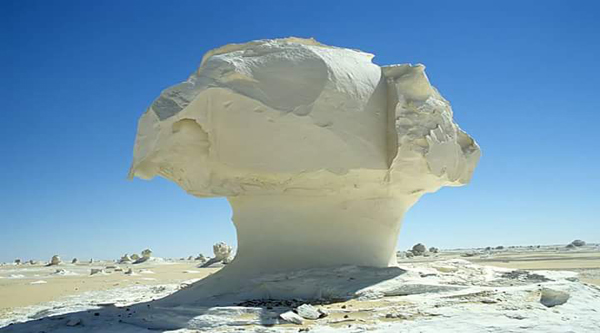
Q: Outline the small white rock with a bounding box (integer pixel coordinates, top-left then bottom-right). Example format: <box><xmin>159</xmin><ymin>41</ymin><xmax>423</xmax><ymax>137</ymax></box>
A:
<box><xmin>280</xmin><ymin>311</ymin><xmax>304</xmax><ymax>324</ymax></box>
<box><xmin>297</xmin><ymin>304</ymin><xmax>321</xmax><ymax>320</ymax></box>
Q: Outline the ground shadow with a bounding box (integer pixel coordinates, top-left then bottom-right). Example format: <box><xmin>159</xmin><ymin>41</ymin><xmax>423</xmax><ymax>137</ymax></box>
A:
<box><xmin>0</xmin><ymin>265</ymin><xmax>407</xmax><ymax>332</ymax></box>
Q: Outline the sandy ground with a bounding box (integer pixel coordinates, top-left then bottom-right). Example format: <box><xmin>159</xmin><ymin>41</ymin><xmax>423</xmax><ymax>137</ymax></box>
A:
<box><xmin>1</xmin><ymin>244</ymin><xmax>598</xmax><ymax>325</ymax></box>
<box><xmin>0</xmin><ymin>261</ymin><xmax>218</xmax><ymax>317</ymax></box>
<box><xmin>398</xmin><ymin>245</ymin><xmax>600</xmax><ymax>286</ymax></box>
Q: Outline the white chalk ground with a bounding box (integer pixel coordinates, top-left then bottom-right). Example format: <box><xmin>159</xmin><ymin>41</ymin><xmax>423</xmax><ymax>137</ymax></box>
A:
<box><xmin>1</xmin><ymin>248</ymin><xmax>599</xmax><ymax>332</ymax></box>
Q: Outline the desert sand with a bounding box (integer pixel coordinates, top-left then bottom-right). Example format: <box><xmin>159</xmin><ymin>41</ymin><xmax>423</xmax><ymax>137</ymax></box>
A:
<box><xmin>1</xmin><ymin>244</ymin><xmax>598</xmax><ymax>332</ymax></box>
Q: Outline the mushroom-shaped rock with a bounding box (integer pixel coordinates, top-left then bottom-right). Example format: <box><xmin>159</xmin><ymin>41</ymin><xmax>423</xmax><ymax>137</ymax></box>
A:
<box><xmin>129</xmin><ymin>38</ymin><xmax>480</xmax><ymax>276</ymax></box>
<box><xmin>47</xmin><ymin>255</ymin><xmax>61</xmax><ymax>266</ymax></box>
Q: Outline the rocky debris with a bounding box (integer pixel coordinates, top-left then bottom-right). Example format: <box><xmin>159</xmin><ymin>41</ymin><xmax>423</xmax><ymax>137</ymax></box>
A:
<box><xmin>280</xmin><ymin>311</ymin><xmax>304</xmax><ymax>325</ymax></box>
<box><xmin>500</xmin><ymin>270</ymin><xmax>551</xmax><ymax>283</ymax></box>
<box><xmin>540</xmin><ymin>288</ymin><xmax>570</xmax><ymax>307</ymax></box>
<box><xmin>200</xmin><ymin>242</ymin><xmax>233</xmax><ymax>268</ymax></box>
<box><xmin>429</xmin><ymin>247</ymin><xmax>439</xmax><ymax>254</ymax></box>
<box><xmin>47</xmin><ymin>255</ymin><xmax>61</xmax><ymax>266</ymax></box>
<box><xmin>412</xmin><ymin>243</ymin><xmax>426</xmax><ymax>255</ymax></box>
<box><xmin>570</xmin><ymin>240</ymin><xmax>586</xmax><ymax>247</ymax></box>
<box><xmin>65</xmin><ymin>318</ymin><xmax>81</xmax><ymax>327</ymax></box>
<box><xmin>71</xmin><ymin>258</ymin><xmax>78</xmax><ymax>264</ymax></box>
<box><xmin>119</xmin><ymin>254</ymin><xmax>132</xmax><ymax>264</ymax></box>
<box><xmin>385</xmin><ymin>313</ymin><xmax>409</xmax><ymax>319</ymax></box>
<box><xmin>296</xmin><ymin>304</ymin><xmax>322</xmax><ymax>320</ymax></box>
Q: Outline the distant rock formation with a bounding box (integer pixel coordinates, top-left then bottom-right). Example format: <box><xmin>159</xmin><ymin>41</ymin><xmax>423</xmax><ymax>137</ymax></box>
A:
<box><xmin>119</xmin><ymin>254</ymin><xmax>132</xmax><ymax>264</ymax></box>
<box><xmin>200</xmin><ymin>242</ymin><xmax>233</xmax><ymax>268</ymax></box>
<box><xmin>429</xmin><ymin>247</ymin><xmax>439</xmax><ymax>254</ymax></box>
<box><xmin>47</xmin><ymin>255</ymin><xmax>61</xmax><ymax>266</ymax></box>
<box><xmin>130</xmin><ymin>254</ymin><xmax>140</xmax><ymax>261</ymax></box>
<box><xmin>71</xmin><ymin>258</ymin><xmax>78</xmax><ymax>264</ymax></box>
<box><xmin>195</xmin><ymin>254</ymin><xmax>206</xmax><ymax>262</ymax></box>
<box><xmin>570</xmin><ymin>240</ymin><xmax>586</xmax><ymax>247</ymax></box>
<box><xmin>133</xmin><ymin>249</ymin><xmax>155</xmax><ymax>264</ymax></box>
<box><xmin>14</xmin><ymin>259</ymin><xmax>21</xmax><ymax>265</ymax></box>
<box><xmin>412</xmin><ymin>243</ymin><xmax>426</xmax><ymax>256</ymax></box>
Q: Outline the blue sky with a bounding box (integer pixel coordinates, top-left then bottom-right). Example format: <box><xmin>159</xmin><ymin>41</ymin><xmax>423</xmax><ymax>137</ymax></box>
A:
<box><xmin>1</xmin><ymin>0</ymin><xmax>599</xmax><ymax>262</ymax></box>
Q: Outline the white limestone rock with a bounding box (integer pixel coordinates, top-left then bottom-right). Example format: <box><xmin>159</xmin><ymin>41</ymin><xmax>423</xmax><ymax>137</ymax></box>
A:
<box><xmin>119</xmin><ymin>254</ymin><xmax>132</xmax><ymax>263</ymax></box>
<box><xmin>296</xmin><ymin>304</ymin><xmax>321</xmax><ymax>320</ymax></box>
<box><xmin>47</xmin><ymin>255</ymin><xmax>61</xmax><ymax>266</ymax></box>
<box><xmin>279</xmin><ymin>311</ymin><xmax>304</xmax><ymax>325</ymax></box>
<box><xmin>129</xmin><ymin>37</ymin><xmax>480</xmax><ymax>277</ymax></box>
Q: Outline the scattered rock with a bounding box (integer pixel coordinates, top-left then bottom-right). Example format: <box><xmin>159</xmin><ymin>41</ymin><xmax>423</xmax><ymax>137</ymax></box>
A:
<box><xmin>297</xmin><ymin>304</ymin><xmax>321</xmax><ymax>320</ymax></box>
<box><xmin>540</xmin><ymin>288</ymin><xmax>569</xmax><ymax>307</ymax></box>
<box><xmin>280</xmin><ymin>311</ymin><xmax>304</xmax><ymax>324</ymax></box>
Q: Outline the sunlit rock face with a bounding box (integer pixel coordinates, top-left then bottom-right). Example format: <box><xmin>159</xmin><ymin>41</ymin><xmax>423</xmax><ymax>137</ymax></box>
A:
<box><xmin>130</xmin><ymin>37</ymin><xmax>480</xmax><ymax>275</ymax></box>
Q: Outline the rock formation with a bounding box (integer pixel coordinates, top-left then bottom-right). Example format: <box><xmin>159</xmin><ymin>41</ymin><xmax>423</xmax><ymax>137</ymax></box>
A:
<box><xmin>14</xmin><ymin>259</ymin><xmax>21</xmax><ymax>265</ymax></box>
<box><xmin>570</xmin><ymin>240</ymin><xmax>586</xmax><ymax>247</ymax></box>
<box><xmin>130</xmin><ymin>254</ymin><xmax>140</xmax><ymax>261</ymax></box>
<box><xmin>119</xmin><ymin>254</ymin><xmax>132</xmax><ymax>263</ymax></box>
<box><xmin>200</xmin><ymin>242</ymin><xmax>233</xmax><ymax>268</ymax></box>
<box><xmin>129</xmin><ymin>37</ymin><xmax>480</xmax><ymax>277</ymax></box>
<box><xmin>71</xmin><ymin>258</ymin><xmax>78</xmax><ymax>264</ymax></box>
<box><xmin>133</xmin><ymin>249</ymin><xmax>153</xmax><ymax>264</ymax></box>
<box><xmin>412</xmin><ymin>243</ymin><xmax>427</xmax><ymax>256</ymax></box>
<box><xmin>47</xmin><ymin>255</ymin><xmax>61</xmax><ymax>266</ymax></box>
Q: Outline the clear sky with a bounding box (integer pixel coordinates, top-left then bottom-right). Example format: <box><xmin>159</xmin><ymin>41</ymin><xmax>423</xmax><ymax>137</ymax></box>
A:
<box><xmin>1</xmin><ymin>0</ymin><xmax>599</xmax><ymax>263</ymax></box>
